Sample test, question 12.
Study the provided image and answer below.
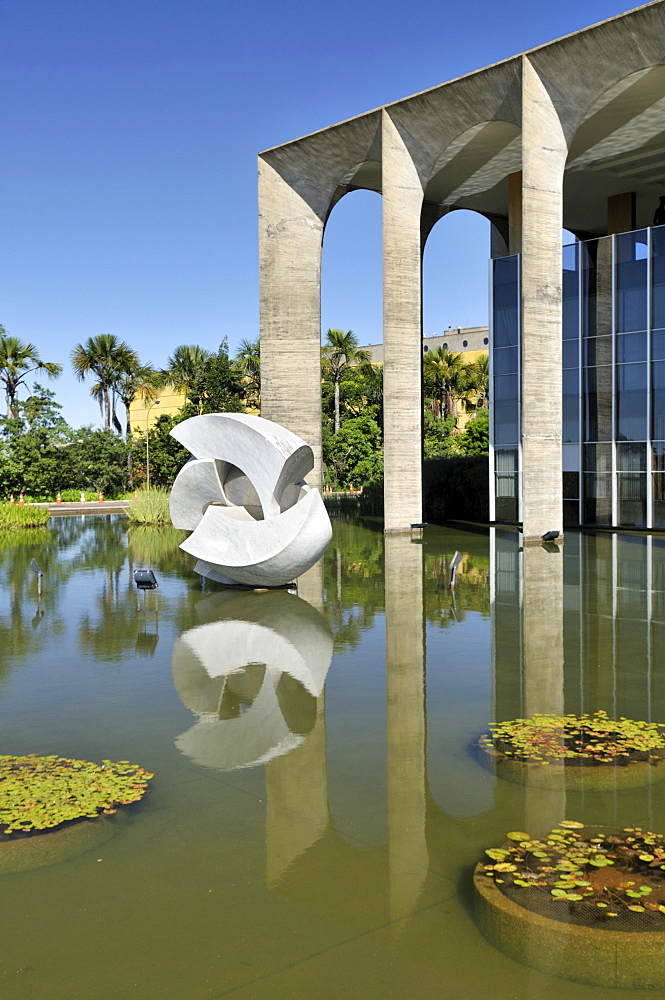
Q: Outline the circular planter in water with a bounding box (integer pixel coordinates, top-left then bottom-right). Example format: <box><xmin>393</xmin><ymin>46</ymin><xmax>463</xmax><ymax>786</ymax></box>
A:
<box><xmin>474</xmin><ymin>823</ymin><xmax>665</xmax><ymax>989</ymax></box>
<box><xmin>477</xmin><ymin>711</ymin><xmax>665</xmax><ymax>790</ymax></box>
<box><xmin>0</xmin><ymin>754</ymin><xmax>153</xmax><ymax>875</ymax></box>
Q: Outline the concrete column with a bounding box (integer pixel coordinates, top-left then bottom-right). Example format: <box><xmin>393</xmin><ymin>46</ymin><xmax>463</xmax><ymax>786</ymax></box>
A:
<box><xmin>508</xmin><ymin>171</ymin><xmax>522</xmax><ymax>254</ymax></box>
<box><xmin>258</xmin><ymin>157</ymin><xmax>324</xmax><ymax>487</ymax></box>
<box><xmin>382</xmin><ymin>110</ymin><xmax>424</xmax><ymax>532</ymax></box>
<box><xmin>608</xmin><ymin>191</ymin><xmax>636</xmax><ymax>235</ymax></box>
<box><xmin>521</xmin><ymin>57</ymin><xmax>568</xmax><ymax>541</ymax></box>
<box><xmin>385</xmin><ymin>533</ymin><xmax>427</xmax><ymax>929</ymax></box>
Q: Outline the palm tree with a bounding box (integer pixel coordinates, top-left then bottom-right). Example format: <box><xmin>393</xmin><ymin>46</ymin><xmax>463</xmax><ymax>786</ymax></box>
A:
<box><xmin>321</xmin><ymin>329</ymin><xmax>372</xmax><ymax>433</ymax></box>
<box><xmin>423</xmin><ymin>346</ymin><xmax>468</xmax><ymax>421</ymax></box>
<box><xmin>0</xmin><ymin>328</ymin><xmax>62</xmax><ymax>418</ymax></box>
<box><xmin>234</xmin><ymin>338</ymin><xmax>261</xmax><ymax>411</ymax></box>
<box><xmin>71</xmin><ymin>334</ymin><xmax>139</xmax><ymax>430</ymax></box>
<box><xmin>161</xmin><ymin>344</ymin><xmax>212</xmax><ymax>408</ymax></box>
<box><xmin>465</xmin><ymin>354</ymin><xmax>489</xmax><ymax>410</ymax></box>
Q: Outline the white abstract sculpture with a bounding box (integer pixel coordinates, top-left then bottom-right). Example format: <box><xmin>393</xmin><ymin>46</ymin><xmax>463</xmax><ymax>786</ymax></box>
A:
<box><xmin>172</xmin><ymin>590</ymin><xmax>333</xmax><ymax>771</ymax></box>
<box><xmin>169</xmin><ymin>413</ymin><xmax>332</xmax><ymax>586</ymax></box>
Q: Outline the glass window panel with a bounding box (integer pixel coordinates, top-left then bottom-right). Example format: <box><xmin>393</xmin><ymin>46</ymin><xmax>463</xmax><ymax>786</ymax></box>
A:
<box><xmin>653</xmin><ymin>329</ymin><xmax>665</xmax><ymax>361</ymax></box>
<box><xmin>616</xmin><ymin>441</ymin><xmax>647</xmax><ymax>471</ymax></box>
<box><xmin>583</xmin><ymin>472</ymin><xmax>612</xmax><ymax>525</ymax></box>
<box><xmin>582</xmin><ymin>237</ymin><xmax>612</xmax><ymax>338</ymax></box>
<box><xmin>616</xmin><ymin>230</ymin><xmax>648</xmax><ymax>333</ymax></box>
<box><xmin>493</xmin><ymin>346</ymin><xmax>518</xmax><ymax>375</ymax></box>
<box><xmin>494</xmin><ymin>448</ymin><xmax>517</xmax><ymax>473</ymax></box>
<box><xmin>563</xmin><ymin>339</ymin><xmax>579</xmax><ymax>369</ymax></box>
<box><xmin>653</xmin><ymin>361</ymin><xmax>665</xmax><ymax>441</ymax></box>
<box><xmin>616</xmin><ymin>362</ymin><xmax>647</xmax><ymax>441</ymax></box>
<box><xmin>563</xmin><ymin>369</ymin><xmax>579</xmax><ymax>443</ymax></box>
<box><xmin>652</xmin><ymin>442</ymin><xmax>665</xmax><ymax>471</ymax></box>
<box><xmin>563</xmin><ymin>471</ymin><xmax>579</xmax><ymax>498</ymax></box>
<box><xmin>616</xmin><ymin>332</ymin><xmax>647</xmax><ymax>363</ymax></box>
<box><xmin>492</xmin><ymin>256</ymin><xmax>519</xmax><ymax>348</ymax></box>
<box><xmin>584</xmin><ymin>366</ymin><xmax>612</xmax><ymax>441</ymax></box>
<box><xmin>494</xmin><ymin>496</ymin><xmax>518</xmax><ymax>523</ymax></box>
<box><xmin>562</xmin><ymin>245</ymin><xmax>579</xmax><ymax>340</ymax></box>
<box><xmin>563</xmin><ymin>499</ymin><xmax>580</xmax><ymax>528</ymax></box>
<box><xmin>584</xmin><ymin>336</ymin><xmax>612</xmax><ymax>367</ymax></box>
<box><xmin>617</xmin><ymin>471</ymin><xmax>647</xmax><ymax>500</ymax></box>
<box><xmin>618</xmin><ymin>498</ymin><xmax>647</xmax><ymax>527</ymax></box>
<box><xmin>652</xmin><ymin>226</ymin><xmax>665</xmax><ymax>330</ymax></box>
<box><xmin>584</xmin><ymin>443</ymin><xmax>612</xmax><ymax>472</ymax></box>
<box><xmin>654</xmin><ymin>473</ymin><xmax>665</xmax><ymax>527</ymax></box>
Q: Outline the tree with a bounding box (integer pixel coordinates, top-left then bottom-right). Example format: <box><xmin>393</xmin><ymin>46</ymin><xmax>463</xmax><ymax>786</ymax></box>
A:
<box><xmin>114</xmin><ymin>361</ymin><xmax>162</xmax><ymax>488</ymax></box>
<box><xmin>161</xmin><ymin>344</ymin><xmax>212</xmax><ymax>409</ymax></box>
<box><xmin>321</xmin><ymin>329</ymin><xmax>372</xmax><ymax>433</ymax></box>
<box><xmin>184</xmin><ymin>341</ymin><xmax>244</xmax><ymax>415</ymax></box>
<box><xmin>234</xmin><ymin>338</ymin><xmax>261</xmax><ymax>411</ymax></box>
<box><xmin>322</xmin><ymin>412</ymin><xmax>383</xmax><ymax>490</ymax></box>
<box><xmin>464</xmin><ymin>353</ymin><xmax>489</xmax><ymax>410</ymax></box>
<box><xmin>423</xmin><ymin>346</ymin><xmax>468</xmax><ymax>421</ymax></box>
<box><xmin>0</xmin><ymin>387</ymin><xmax>74</xmax><ymax>499</ymax></box>
<box><xmin>457</xmin><ymin>408</ymin><xmax>489</xmax><ymax>456</ymax></box>
<box><xmin>70</xmin><ymin>334</ymin><xmax>139</xmax><ymax>430</ymax></box>
<box><xmin>0</xmin><ymin>328</ymin><xmax>62</xmax><ymax>418</ymax></box>
<box><xmin>133</xmin><ymin>413</ymin><xmax>190</xmax><ymax>488</ymax></box>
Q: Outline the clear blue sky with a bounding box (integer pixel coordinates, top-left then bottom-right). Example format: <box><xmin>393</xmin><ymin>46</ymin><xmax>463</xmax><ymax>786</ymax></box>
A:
<box><xmin>1</xmin><ymin>0</ymin><xmax>638</xmax><ymax>428</ymax></box>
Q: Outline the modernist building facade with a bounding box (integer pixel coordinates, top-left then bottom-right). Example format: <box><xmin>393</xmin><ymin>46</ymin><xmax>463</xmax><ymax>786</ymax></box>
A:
<box><xmin>258</xmin><ymin>2</ymin><xmax>665</xmax><ymax>537</ymax></box>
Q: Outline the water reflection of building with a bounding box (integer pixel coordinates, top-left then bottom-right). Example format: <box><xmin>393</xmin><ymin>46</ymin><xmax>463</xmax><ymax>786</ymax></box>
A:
<box><xmin>491</xmin><ymin>527</ymin><xmax>665</xmax><ymax>722</ymax></box>
<box><xmin>172</xmin><ymin>590</ymin><xmax>333</xmax><ymax>771</ymax></box>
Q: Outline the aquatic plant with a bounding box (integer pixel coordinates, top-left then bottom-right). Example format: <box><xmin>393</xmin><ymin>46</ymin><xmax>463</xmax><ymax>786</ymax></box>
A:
<box><xmin>480</xmin><ymin>711</ymin><xmax>665</xmax><ymax>766</ymax></box>
<box><xmin>0</xmin><ymin>755</ymin><xmax>153</xmax><ymax>835</ymax></box>
<box><xmin>481</xmin><ymin>823</ymin><xmax>665</xmax><ymax>923</ymax></box>
<box><xmin>0</xmin><ymin>504</ymin><xmax>50</xmax><ymax>529</ymax></box>
<box><xmin>127</xmin><ymin>488</ymin><xmax>171</xmax><ymax>525</ymax></box>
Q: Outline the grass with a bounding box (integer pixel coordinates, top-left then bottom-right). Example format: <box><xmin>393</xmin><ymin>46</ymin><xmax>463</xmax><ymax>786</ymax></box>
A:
<box><xmin>0</xmin><ymin>504</ymin><xmax>50</xmax><ymax>529</ymax></box>
<box><xmin>127</xmin><ymin>488</ymin><xmax>171</xmax><ymax>525</ymax></box>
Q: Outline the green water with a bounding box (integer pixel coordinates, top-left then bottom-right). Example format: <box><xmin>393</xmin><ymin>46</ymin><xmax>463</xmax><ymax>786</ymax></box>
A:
<box><xmin>0</xmin><ymin>515</ymin><xmax>663</xmax><ymax>998</ymax></box>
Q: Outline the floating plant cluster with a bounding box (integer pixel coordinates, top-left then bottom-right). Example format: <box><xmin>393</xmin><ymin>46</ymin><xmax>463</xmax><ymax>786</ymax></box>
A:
<box><xmin>480</xmin><ymin>711</ymin><xmax>665</xmax><ymax>766</ymax></box>
<box><xmin>0</xmin><ymin>755</ymin><xmax>153</xmax><ymax>835</ymax></box>
<box><xmin>481</xmin><ymin>822</ymin><xmax>665</xmax><ymax>922</ymax></box>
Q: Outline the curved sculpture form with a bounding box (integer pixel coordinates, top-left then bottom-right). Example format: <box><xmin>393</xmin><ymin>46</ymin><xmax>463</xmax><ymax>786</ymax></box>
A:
<box><xmin>169</xmin><ymin>413</ymin><xmax>332</xmax><ymax>586</ymax></box>
<box><xmin>172</xmin><ymin>590</ymin><xmax>333</xmax><ymax>771</ymax></box>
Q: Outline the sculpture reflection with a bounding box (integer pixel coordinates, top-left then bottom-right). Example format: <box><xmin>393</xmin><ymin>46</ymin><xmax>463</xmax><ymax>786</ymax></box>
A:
<box><xmin>173</xmin><ymin>589</ymin><xmax>333</xmax><ymax>771</ymax></box>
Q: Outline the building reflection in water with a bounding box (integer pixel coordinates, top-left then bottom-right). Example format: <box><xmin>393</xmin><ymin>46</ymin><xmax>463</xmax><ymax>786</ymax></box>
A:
<box><xmin>172</xmin><ymin>527</ymin><xmax>665</xmax><ymax>948</ymax></box>
<box><xmin>172</xmin><ymin>588</ymin><xmax>333</xmax><ymax>771</ymax></box>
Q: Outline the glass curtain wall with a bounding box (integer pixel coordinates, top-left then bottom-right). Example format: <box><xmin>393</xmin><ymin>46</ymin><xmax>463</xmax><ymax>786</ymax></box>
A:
<box><xmin>491</xmin><ymin>225</ymin><xmax>665</xmax><ymax>530</ymax></box>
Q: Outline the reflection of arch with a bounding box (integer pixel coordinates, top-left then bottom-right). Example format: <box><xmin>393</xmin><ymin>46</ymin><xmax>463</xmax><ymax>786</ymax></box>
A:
<box><xmin>172</xmin><ymin>590</ymin><xmax>333</xmax><ymax>771</ymax></box>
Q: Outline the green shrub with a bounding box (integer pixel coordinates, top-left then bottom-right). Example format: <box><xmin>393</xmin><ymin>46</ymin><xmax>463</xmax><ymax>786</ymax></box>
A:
<box><xmin>0</xmin><ymin>504</ymin><xmax>50</xmax><ymax>529</ymax></box>
<box><xmin>127</xmin><ymin>488</ymin><xmax>171</xmax><ymax>525</ymax></box>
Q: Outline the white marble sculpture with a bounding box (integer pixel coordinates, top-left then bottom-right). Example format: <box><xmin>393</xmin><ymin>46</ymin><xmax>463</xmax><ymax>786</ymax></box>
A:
<box><xmin>169</xmin><ymin>413</ymin><xmax>332</xmax><ymax>586</ymax></box>
<box><xmin>172</xmin><ymin>590</ymin><xmax>333</xmax><ymax>771</ymax></box>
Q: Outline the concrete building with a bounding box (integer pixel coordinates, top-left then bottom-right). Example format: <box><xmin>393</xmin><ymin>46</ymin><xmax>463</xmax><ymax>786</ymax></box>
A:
<box><xmin>258</xmin><ymin>2</ymin><xmax>665</xmax><ymax>537</ymax></box>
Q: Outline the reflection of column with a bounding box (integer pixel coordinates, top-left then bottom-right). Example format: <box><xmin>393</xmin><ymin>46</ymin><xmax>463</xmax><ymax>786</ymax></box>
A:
<box><xmin>382</xmin><ymin>109</ymin><xmax>423</xmax><ymax>531</ymax></box>
<box><xmin>297</xmin><ymin>556</ymin><xmax>325</xmax><ymax>613</ymax></box>
<box><xmin>522</xmin><ymin>543</ymin><xmax>565</xmax><ymax>833</ymax></box>
<box><xmin>265</xmin><ymin>695</ymin><xmax>328</xmax><ymax>887</ymax></box>
<box><xmin>385</xmin><ymin>534</ymin><xmax>427</xmax><ymax>928</ymax></box>
<box><xmin>521</xmin><ymin>57</ymin><xmax>567</xmax><ymax>541</ymax></box>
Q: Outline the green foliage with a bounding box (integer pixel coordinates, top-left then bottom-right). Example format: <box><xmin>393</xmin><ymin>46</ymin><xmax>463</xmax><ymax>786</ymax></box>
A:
<box><xmin>133</xmin><ymin>413</ymin><xmax>189</xmax><ymax>488</ymax></box>
<box><xmin>0</xmin><ymin>755</ymin><xmax>153</xmax><ymax>834</ymax></box>
<box><xmin>482</xmin><ymin>711</ymin><xmax>665</xmax><ymax>765</ymax></box>
<box><xmin>184</xmin><ymin>340</ymin><xmax>245</xmax><ymax>414</ymax></box>
<box><xmin>63</xmin><ymin>428</ymin><xmax>132</xmax><ymax>497</ymax></box>
<box><xmin>0</xmin><ymin>503</ymin><xmax>50</xmax><ymax>529</ymax></box>
<box><xmin>0</xmin><ymin>329</ymin><xmax>62</xmax><ymax>419</ymax></box>
<box><xmin>323</xmin><ymin>412</ymin><xmax>383</xmax><ymax>490</ymax></box>
<box><xmin>481</xmin><ymin>823</ymin><xmax>665</xmax><ymax>919</ymax></box>
<box><xmin>70</xmin><ymin>334</ymin><xmax>139</xmax><ymax>431</ymax></box>
<box><xmin>127</xmin><ymin>488</ymin><xmax>171</xmax><ymax>524</ymax></box>
<box><xmin>423</xmin><ymin>409</ymin><xmax>459</xmax><ymax>459</ymax></box>
<box><xmin>456</xmin><ymin>409</ymin><xmax>489</xmax><ymax>456</ymax></box>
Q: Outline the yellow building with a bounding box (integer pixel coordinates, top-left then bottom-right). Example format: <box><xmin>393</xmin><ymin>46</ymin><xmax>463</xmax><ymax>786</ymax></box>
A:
<box><xmin>129</xmin><ymin>385</ymin><xmax>186</xmax><ymax>435</ymax></box>
<box><xmin>360</xmin><ymin>325</ymin><xmax>488</xmax><ymax>430</ymax></box>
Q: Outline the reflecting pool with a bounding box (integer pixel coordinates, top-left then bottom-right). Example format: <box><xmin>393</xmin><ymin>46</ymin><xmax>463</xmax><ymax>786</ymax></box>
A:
<box><xmin>0</xmin><ymin>514</ymin><xmax>664</xmax><ymax>998</ymax></box>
